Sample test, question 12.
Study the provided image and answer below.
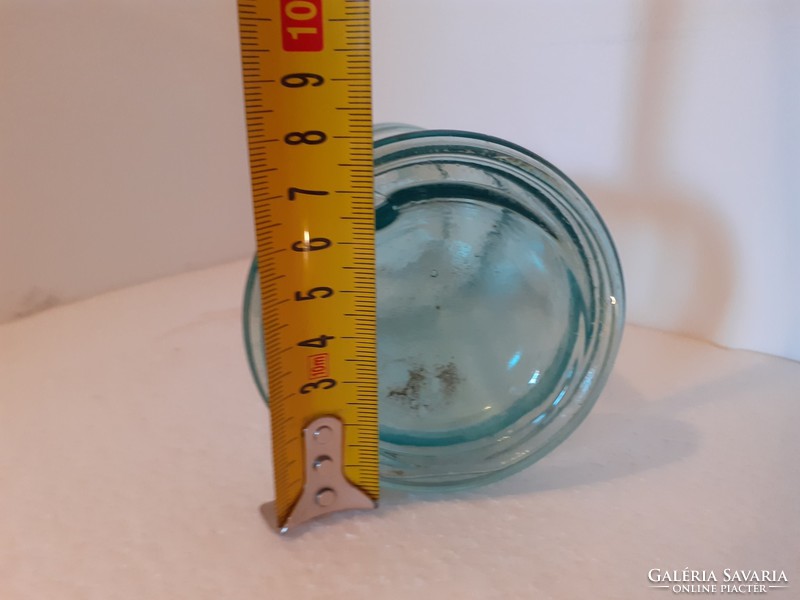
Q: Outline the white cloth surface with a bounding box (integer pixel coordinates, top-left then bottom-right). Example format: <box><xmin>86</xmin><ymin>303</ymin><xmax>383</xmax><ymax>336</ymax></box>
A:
<box><xmin>1</xmin><ymin>259</ymin><xmax>798</xmax><ymax>599</ymax></box>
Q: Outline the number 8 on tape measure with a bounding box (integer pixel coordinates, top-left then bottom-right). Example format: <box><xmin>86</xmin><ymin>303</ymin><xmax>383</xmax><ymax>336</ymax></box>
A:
<box><xmin>238</xmin><ymin>0</ymin><xmax>379</xmax><ymax>532</ymax></box>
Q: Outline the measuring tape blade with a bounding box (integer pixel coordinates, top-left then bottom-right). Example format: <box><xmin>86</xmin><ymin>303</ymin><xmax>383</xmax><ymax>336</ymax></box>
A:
<box><xmin>237</xmin><ymin>0</ymin><xmax>378</xmax><ymax>530</ymax></box>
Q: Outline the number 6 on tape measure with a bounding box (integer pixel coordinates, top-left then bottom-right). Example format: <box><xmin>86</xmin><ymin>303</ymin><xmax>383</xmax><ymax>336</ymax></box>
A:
<box><xmin>237</xmin><ymin>0</ymin><xmax>379</xmax><ymax>532</ymax></box>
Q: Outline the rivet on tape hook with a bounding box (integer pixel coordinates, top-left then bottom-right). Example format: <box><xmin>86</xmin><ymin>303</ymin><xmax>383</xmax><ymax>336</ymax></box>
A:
<box><xmin>280</xmin><ymin>415</ymin><xmax>377</xmax><ymax>533</ymax></box>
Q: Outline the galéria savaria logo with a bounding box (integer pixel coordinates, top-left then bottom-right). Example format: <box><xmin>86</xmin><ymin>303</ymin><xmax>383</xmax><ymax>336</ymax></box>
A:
<box><xmin>648</xmin><ymin>569</ymin><xmax>790</xmax><ymax>594</ymax></box>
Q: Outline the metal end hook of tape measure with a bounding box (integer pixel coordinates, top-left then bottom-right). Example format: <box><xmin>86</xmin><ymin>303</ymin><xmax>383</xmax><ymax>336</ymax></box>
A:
<box><xmin>279</xmin><ymin>416</ymin><xmax>376</xmax><ymax>533</ymax></box>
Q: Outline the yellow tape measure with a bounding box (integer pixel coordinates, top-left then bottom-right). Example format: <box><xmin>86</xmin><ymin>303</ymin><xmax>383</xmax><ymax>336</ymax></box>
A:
<box><xmin>237</xmin><ymin>0</ymin><xmax>378</xmax><ymax>531</ymax></box>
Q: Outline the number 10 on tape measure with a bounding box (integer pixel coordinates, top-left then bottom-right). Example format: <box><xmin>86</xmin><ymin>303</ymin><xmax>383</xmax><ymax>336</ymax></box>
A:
<box><xmin>237</xmin><ymin>0</ymin><xmax>379</xmax><ymax>532</ymax></box>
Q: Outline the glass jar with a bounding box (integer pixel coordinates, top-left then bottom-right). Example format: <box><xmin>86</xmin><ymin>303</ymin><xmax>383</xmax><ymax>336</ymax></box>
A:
<box><xmin>244</xmin><ymin>125</ymin><xmax>625</xmax><ymax>491</ymax></box>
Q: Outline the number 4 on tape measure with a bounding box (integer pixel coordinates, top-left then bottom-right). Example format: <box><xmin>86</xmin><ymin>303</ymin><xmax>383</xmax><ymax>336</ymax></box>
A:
<box><xmin>238</xmin><ymin>0</ymin><xmax>379</xmax><ymax>532</ymax></box>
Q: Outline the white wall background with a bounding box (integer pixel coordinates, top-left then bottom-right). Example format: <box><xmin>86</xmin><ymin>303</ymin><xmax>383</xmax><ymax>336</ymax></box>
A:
<box><xmin>2</xmin><ymin>0</ymin><xmax>799</xmax><ymax>360</ymax></box>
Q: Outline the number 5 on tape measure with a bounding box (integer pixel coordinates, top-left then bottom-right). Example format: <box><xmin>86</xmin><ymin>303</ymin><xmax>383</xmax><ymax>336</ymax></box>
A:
<box><xmin>238</xmin><ymin>0</ymin><xmax>379</xmax><ymax>532</ymax></box>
